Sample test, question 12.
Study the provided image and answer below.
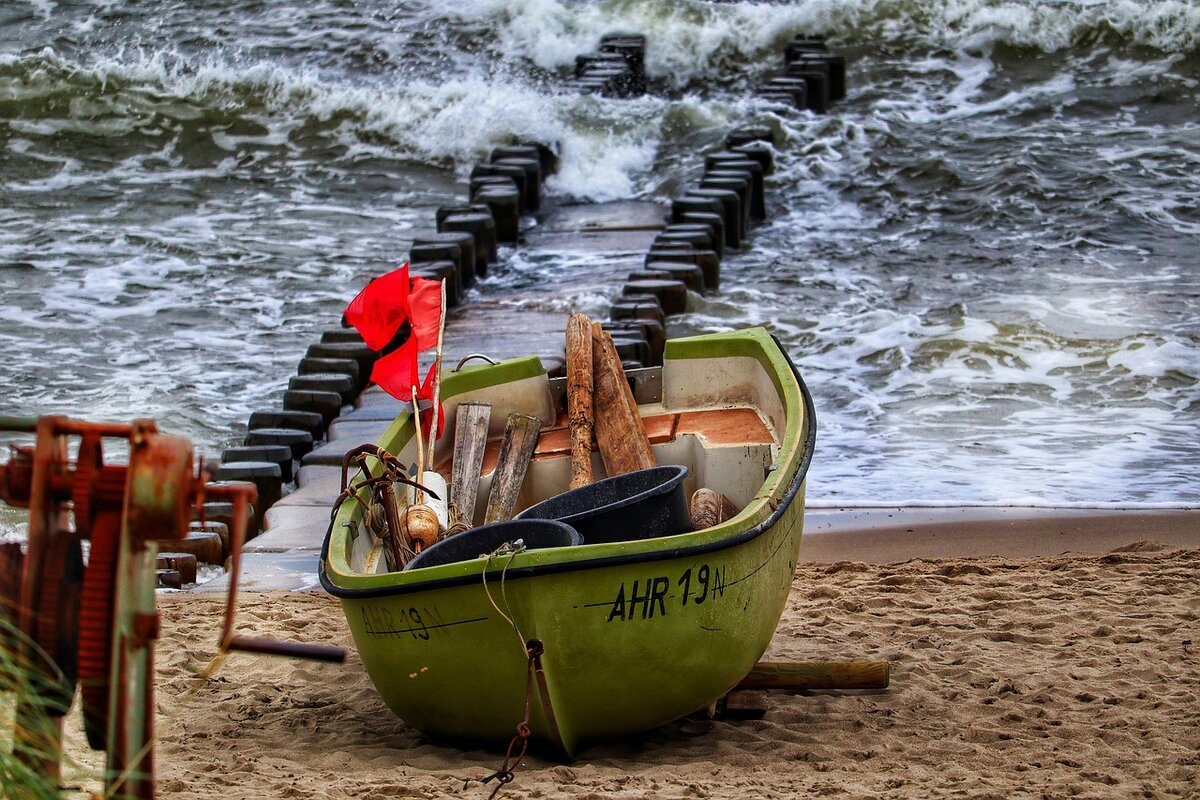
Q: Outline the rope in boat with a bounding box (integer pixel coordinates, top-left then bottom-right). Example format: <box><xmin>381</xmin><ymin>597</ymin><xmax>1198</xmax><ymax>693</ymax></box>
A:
<box><xmin>329</xmin><ymin>444</ymin><xmax>437</xmax><ymax>569</ymax></box>
<box><xmin>480</xmin><ymin>543</ymin><xmax>527</xmax><ymax>649</ymax></box>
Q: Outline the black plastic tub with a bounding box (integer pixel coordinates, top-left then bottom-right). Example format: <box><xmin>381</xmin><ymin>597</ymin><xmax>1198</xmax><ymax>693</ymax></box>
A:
<box><xmin>516</xmin><ymin>465</ymin><xmax>691</xmax><ymax>545</ymax></box>
<box><xmin>405</xmin><ymin>518</ymin><xmax>582</xmax><ymax>570</ymax></box>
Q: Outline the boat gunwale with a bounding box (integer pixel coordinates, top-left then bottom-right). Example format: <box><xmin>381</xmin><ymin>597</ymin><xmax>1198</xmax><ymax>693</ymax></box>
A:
<box><xmin>319</xmin><ymin>334</ymin><xmax>816</xmax><ymax>600</ymax></box>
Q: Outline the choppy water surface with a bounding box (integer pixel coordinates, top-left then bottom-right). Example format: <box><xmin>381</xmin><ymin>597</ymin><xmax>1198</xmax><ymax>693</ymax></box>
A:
<box><xmin>1</xmin><ymin>0</ymin><xmax>1197</xmax><ymax>522</ymax></box>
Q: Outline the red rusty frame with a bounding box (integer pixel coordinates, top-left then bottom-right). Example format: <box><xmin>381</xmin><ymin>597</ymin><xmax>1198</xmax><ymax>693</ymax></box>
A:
<box><xmin>0</xmin><ymin>415</ymin><xmax>344</xmax><ymax>800</ymax></box>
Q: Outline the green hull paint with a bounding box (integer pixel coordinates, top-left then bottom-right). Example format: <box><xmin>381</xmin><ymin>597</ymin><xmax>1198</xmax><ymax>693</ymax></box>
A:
<box><xmin>321</xmin><ymin>328</ymin><xmax>815</xmax><ymax>758</ymax></box>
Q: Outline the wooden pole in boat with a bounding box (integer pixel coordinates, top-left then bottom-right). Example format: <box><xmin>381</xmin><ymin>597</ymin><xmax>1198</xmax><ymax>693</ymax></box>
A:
<box><xmin>483</xmin><ymin>412</ymin><xmax>542</xmax><ymax>524</ymax></box>
<box><xmin>736</xmin><ymin>661</ymin><xmax>890</xmax><ymax>691</ymax></box>
<box><xmin>411</xmin><ymin>387</ymin><xmax>425</xmax><ymax>495</ymax></box>
<box><xmin>448</xmin><ymin>402</ymin><xmax>492</xmax><ymax>534</ymax></box>
<box><xmin>566</xmin><ymin>313</ymin><xmax>594</xmax><ymax>489</ymax></box>
<box><xmin>590</xmin><ymin>322</ymin><xmax>655</xmax><ymax>476</ymax></box>
<box><xmin>426</xmin><ymin>280</ymin><xmax>447</xmax><ymax>469</ymax></box>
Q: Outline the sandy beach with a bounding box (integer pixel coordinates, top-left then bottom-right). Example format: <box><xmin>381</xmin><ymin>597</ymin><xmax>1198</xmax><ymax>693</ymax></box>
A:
<box><xmin>55</xmin><ymin>541</ymin><xmax>1198</xmax><ymax>799</ymax></box>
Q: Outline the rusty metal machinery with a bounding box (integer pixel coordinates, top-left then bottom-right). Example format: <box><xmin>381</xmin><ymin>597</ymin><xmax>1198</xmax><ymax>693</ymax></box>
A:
<box><xmin>0</xmin><ymin>415</ymin><xmax>344</xmax><ymax>799</ymax></box>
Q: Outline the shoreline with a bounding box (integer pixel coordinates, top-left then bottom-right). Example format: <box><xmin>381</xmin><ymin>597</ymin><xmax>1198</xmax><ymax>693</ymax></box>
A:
<box><xmin>210</xmin><ymin>504</ymin><xmax>1200</xmax><ymax>593</ymax></box>
<box><xmin>802</xmin><ymin>505</ymin><xmax>1200</xmax><ymax>563</ymax></box>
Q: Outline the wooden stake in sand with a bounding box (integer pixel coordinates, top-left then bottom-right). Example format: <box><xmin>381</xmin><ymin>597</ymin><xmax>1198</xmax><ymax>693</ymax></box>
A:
<box><xmin>591</xmin><ymin>322</ymin><xmax>655</xmax><ymax>477</ymax></box>
<box><xmin>566</xmin><ymin>313</ymin><xmax>594</xmax><ymax>489</ymax></box>
<box><xmin>448</xmin><ymin>402</ymin><xmax>492</xmax><ymax>533</ymax></box>
<box><xmin>483</xmin><ymin>412</ymin><xmax>542</xmax><ymax>524</ymax></box>
<box><xmin>736</xmin><ymin>661</ymin><xmax>891</xmax><ymax>692</ymax></box>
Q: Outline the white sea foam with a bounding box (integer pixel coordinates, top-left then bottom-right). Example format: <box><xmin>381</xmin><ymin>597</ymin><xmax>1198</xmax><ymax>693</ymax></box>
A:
<box><xmin>16</xmin><ymin>0</ymin><xmax>1198</xmax><ymax>99</ymax></box>
<box><xmin>806</xmin><ymin>500</ymin><xmax>1200</xmax><ymax>509</ymax></box>
<box><xmin>795</xmin><ymin>302</ymin><xmax>1200</xmax><ymax>502</ymax></box>
<box><xmin>21</xmin><ymin>0</ymin><xmax>56</xmax><ymax>21</ymax></box>
<box><xmin>449</xmin><ymin>0</ymin><xmax>817</xmax><ymax>84</ymax></box>
<box><xmin>0</xmin><ymin>49</ymin><xmax>692</xmax><ymax>201</ymax></box>
<box><xmin>453</xmin><ymin>0</ymin><xmax>1200</xmax><ymax>76</ymax></box>
<box><xmin>1107</xmin><ymin>337</ymin><xmax>1200</xmax><ymax>379</ymax></box>
<box><xmin>863</xmin><ymin>0</ymin><xmax>1200</xmax><ymax>53</ymax></box>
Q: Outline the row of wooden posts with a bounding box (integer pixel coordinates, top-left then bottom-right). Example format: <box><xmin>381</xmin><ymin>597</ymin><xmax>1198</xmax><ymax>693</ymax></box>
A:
<box><xmin>599</xmin><ymin>35</ymin><xmax>851</xmax><ymax>370</ymax></box>
<box><xmin>761</xmin><ymin>34</ymin><xmax>847</xmax><ymax>111</ymax></box>
<box><xmin>567</xmin><ymin>33</ymin><xmax>647</xmax><ymax>97</ymax></box>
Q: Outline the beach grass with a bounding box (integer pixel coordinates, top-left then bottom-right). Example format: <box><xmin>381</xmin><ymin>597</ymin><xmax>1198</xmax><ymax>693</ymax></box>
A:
<box><xmin>1</xmin><ymin>621</ymin><xmax>87</xmax><ymax>800</ymax></box>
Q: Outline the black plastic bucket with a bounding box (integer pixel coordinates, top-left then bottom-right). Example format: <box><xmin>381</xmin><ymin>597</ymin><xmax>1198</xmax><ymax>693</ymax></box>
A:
<box><xmin>516</xmin><ymin>465</ymin><xmax>691</xmax><ymax>545</ymax></box>
<box><xmin>404</xmin><ymin>518</ymin><xmax>582</xmax><ymax>571</ymax></box>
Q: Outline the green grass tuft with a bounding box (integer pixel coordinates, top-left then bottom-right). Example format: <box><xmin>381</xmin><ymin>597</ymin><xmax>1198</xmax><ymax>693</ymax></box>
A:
<box><xmin>1</xmin><ymin>620</ymin><xmax>83</xmax><ymax>800</ymax></box>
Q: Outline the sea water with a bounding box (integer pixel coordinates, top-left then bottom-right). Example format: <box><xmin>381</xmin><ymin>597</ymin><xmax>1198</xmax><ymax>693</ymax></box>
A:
<box><xmin>1</xmin><ymin>0</ymin><xmax>1197</xmax><ymax>536</ymax></box>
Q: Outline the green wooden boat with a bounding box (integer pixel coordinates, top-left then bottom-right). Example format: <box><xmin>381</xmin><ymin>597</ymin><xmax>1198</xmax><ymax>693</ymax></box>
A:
<box><xmin>320</xmin><ymin>327</ymin><xmax>815</xmax><ymax>758</ymax></box>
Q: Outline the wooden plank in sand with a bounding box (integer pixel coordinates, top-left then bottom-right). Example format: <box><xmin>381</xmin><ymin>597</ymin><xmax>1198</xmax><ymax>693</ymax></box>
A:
<box><xmin>737</xmin><ymin>661</ymin><xmax>891</xmax><ymax>691</ymax></box>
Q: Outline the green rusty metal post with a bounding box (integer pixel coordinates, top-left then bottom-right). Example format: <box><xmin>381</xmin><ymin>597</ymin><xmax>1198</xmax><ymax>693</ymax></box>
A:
<box><xmin>104</xmin><ymin>421</ymin><xmax>195</xmax><ymax>800</ymax></box>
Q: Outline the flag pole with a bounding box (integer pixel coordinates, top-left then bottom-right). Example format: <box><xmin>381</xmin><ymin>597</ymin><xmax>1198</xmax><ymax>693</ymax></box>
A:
<box><xmin>426</xmin><ymin>279</ymin><xmax>448</xmax><ymax>469</ymax></box>
<box><xmin>411</xmin><ymin>385</ymin><xmax>424</xmax><ymax>502</ymax></box>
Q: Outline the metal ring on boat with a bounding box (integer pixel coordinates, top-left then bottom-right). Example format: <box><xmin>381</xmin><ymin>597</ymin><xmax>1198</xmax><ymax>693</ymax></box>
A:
<box><xmin>453</xmin><ymin>353</ymin><xmax>499</xmax><ymax>372</ymax></box>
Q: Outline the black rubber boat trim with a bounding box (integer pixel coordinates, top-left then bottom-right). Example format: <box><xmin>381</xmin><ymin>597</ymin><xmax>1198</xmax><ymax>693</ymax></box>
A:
<box><xmin>319</xmin><ymin>337</ymin><xmax>816</xmax><ymax>600</ymax></box>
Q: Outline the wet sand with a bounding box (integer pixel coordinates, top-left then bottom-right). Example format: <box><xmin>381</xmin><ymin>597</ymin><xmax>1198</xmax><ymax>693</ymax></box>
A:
<box><xmin>62</xmin><ymin>540</ymin><xmax>1199</xmax><ymax>798</ymax></box>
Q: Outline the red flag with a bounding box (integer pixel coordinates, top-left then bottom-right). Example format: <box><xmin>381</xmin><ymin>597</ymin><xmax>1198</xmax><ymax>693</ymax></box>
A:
<box><xmin>369</xmin><ymin>334</ymin><xmax>419</xmax><ymax>401</ymax></box>
<box><xmin>408</xmin><ymin>276</ymin><xmax>443</xmax><ymax>351</ymax></box>
<box><xmin>370</xmin><ymin>351</ymin><xmax>444</xmax><ymax>437</ymax></box>
<box><xmin>344</xmin><ymin>264</ymin><xmax>411</xmax><ymax>350</ymax></box>
<box><xmin>352</xmin><ymin>271</ymin><xmax>445</xmax><ymax>434</ymax></box>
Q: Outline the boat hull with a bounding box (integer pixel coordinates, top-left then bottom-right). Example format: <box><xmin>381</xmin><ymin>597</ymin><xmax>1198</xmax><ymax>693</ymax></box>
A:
<box><xmin>321</xmin><ymin>328</ymin><xmax>815</xmax><ymax>758</ymax></box>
